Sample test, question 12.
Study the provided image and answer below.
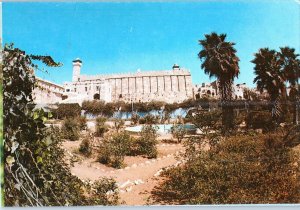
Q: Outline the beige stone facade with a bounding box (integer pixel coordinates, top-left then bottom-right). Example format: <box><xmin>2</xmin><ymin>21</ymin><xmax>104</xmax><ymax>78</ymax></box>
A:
<box><xmin>63</xmin><ymin>60</ymin><xmax>193</xmax><ymax>104</ymax></box>
<box><xmin>33</xmin><ymin>78</ymin><xmax>64</xmax><ymax>104</ymax></box>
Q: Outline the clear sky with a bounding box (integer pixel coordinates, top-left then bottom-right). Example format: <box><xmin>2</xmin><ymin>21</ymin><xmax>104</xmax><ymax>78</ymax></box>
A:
<box><xmin>3</xmin><ymin>0</ymin><xmax>300</xmax><ymax>87</ymax></box>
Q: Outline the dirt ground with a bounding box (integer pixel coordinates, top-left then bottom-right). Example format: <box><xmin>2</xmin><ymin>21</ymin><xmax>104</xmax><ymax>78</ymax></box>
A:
<box><xmin>62</xmin><ymin>135</ymin><xmax>185</xmax><ymax>205</ymax></box>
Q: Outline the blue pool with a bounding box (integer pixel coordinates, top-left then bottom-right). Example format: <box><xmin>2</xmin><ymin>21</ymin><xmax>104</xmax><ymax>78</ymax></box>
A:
<box><xmin>125</xmin><ymin>124</ymin><xmax>197</xmax><ymax>134</ymax></box>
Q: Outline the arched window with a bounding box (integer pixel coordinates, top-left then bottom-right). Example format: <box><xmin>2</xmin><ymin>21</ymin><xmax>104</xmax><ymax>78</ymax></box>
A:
<box><xmin>94</xmin><ymin>93</ymin><xmax>100</xmax><ymax>100</ymax></box>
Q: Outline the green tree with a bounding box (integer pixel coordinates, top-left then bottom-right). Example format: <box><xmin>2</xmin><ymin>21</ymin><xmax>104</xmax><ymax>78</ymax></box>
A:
<box><xmin>278</xmin><ymin>47</ymin><xmax>300</xmax><ymax>124</ymax></box>
<box><xmin>198</xmin><ymin>32</ymin><xmax>240</xmax><ymax>131</ymax></box>
<box><xmin>252</xmin><ymin>48</ymin><xmax>286</xmax><ymax>120</ymax></box>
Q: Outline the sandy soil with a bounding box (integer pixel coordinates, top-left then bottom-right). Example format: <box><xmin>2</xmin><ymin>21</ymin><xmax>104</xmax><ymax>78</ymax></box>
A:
<box><xmin>62</xmin><ymin>138</ymin><xmax>184</xmax><ymax>205</ymax></box>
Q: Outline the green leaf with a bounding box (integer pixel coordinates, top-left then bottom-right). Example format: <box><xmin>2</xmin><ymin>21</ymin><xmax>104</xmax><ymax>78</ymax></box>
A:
<box><xmin>48</xmin><ymin>112</ymin><xmax>53</xmax><ymax>118</ymax></box>
<box><xmin>6</xmin><ymin>155</ymin><xmax>15</xmax><ymax>167</ymax></box>
<box><xmin>37</xmin><ymin>156</ymin><xmax>43</xmax><ymax>164</ymax></box>
<box><xmin>33</xmin><ymin>111</ymin><xmax>39</xmax><ymax>120</ymax></box>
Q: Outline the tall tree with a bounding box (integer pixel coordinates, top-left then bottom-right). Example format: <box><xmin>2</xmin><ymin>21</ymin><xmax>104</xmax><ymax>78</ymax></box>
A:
<box><xmin>252</xmin><ymin>48</ymin><xmax>285</xmax><ymax>120</ymax></box>
<box><xmin>198</xmin><ymin>32</ymin><xmax>240</xmax><ymax>131</ymax></box>
<box><xmin>278</xmin><ymin>47</ymin><xmax>300</xmax><ymax>124</ymax></box>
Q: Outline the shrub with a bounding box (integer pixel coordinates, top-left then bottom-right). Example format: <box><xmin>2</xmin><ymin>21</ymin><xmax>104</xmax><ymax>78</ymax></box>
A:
<box><xmin>79</xmin><ymin>135</ymin><xmax>92</xmax><ymax>157</ymax></box>
<box><xmin>171</xmin><ymin>124</ymin><xmax>187</xmax><ymax>143</ymax></box>
<box><xmin>134</xmin><ymin>125</ymin><xmax>158</xmax><ymax>158</ymax></box>
<box><xmin>143</xmin><ymin>114</ymin><xmax>159</xmax><ymax>124</ymax></box>
<box><xmin>151</xmin><ymin>133</ymin><xmax>300</xmax><ymax>204</ymax></box>
<box><xmin>98</xmin><ymin>132</ymin><xmax>132</xmax><ymax>168</ymax></box>
<box><xmin>190</xmin><ymin>110</ymin><xmax>222</xmax><ymax>134</ymax></box>
<box><xmin>77</xmin><ymin>116</ymin><xmax>87</xmax><ymax>130</ymax></box>
<box><xmin>246</xmin><ymin>111</ymin><xmax>276</xmax><ymax>132</ymax></box>
<box><xmin>61</xmin><ymin>118</ymin><xmax>80</xmax><ymax>141</ymax></box>
<box><xmin>95</xmin><ymin>117</ymin><xmax>108</xmax><ymax>137</ymax></box>
<box><xmin>112</xmin><ymin>118</ymin><xmax>124</xmax><ymax>133</ymax></box>
<box><xmin>52</xmin><ymin>103</ymin><xmax>81</xmax><ymax>119</ymax></box>
<box><xmin>131</xmin><ymin>113</ymin><xmax>140</xmax><ymax>125</ymax></box>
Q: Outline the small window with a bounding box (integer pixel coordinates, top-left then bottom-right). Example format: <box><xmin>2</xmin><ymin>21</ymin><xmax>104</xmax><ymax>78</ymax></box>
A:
<box><xmin>66</xmin><ymin>89</ymin><xmax>70</xmax><ymax>92</ymax></box>
<box><xmin>85</xmin><ymin>87</ymin><xmax>88</xmax><ymax>92</ymax></box>
<box><xmin>74</xmin><ymin>88</ymin><xmax>76</xmax><ymax>92</ymax></box>
<box><xmin>96</xmin><ymin>86</ymin><xmax>99</xmax><ymax>91</ymax></box>
<box><xmin>119</xmin><ymin>94</ymin><xmax>122</xmax><ymax>98</ymax></box>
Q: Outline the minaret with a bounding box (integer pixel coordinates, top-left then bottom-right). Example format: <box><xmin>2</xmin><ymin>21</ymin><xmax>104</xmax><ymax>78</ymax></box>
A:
<box><xmin>72</xmin><ymin>58</ymin><xmax>82</xmax><ymax>82</ymax></box>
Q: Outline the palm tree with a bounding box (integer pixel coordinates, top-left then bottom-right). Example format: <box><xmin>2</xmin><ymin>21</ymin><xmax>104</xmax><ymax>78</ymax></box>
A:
<box><xmin>278</xmin><ymin>47</ymin><xmax>300</xmax><ymax>124</ymax></box>
<box><xmin>252</xmin><ymin>48</ymin><xmax>285</xmax><ymax>120</ymax></box>
<box><xmin>198</xmin><ymin>32</ymin><xmax>240</xmax><ymax>131</ymax></box>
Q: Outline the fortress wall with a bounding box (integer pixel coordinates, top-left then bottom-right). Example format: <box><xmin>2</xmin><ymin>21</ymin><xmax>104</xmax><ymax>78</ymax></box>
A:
<box><xmin>122</xmin><ymin>78</ymin><xmax>129</xmax><ymax>95</ymax></box>
<box><xmin>171</xmin><ymin>76</ymin><xmax>178</xmax><ymax>92</ymax></box>
<box><xmin>129</xmin><ymin>77</ymin><xmax>136</xmax><ymax>94</ymax></box>
<box><xmin>150</xmin><ymin>76</ymin><xmax>157</xmax><ymax>93</ymax></box>
<box><xmin>164</xmin><ymin>76</ymin><xmax>172</xmax><ymax>92</ymax></box>
<box><xmin>136</xmin><ymin>77</ymin><xmax>143</xmax><ymax>94</ymax></box>
<box><xmin>178</xmin><ymin>76</ymin><xmax>186</xmax><ymax>92</ymax></box>
<box><xmin>143</xmin><ymin>77</ymin><xmax>150</xmax><ymax>93</ymax></box>
<box><xmin>157</xmin><ymin>76</ymin><xmax>164</xmax><ymax>92</ymax></box>
<box><xmin>115</xmin><ymin>78</ymin><xmax>122</xmax><ymax>98</ymax></box>
<box><xmin>184</xmin><ymin>75</ymin><xmax>193</xmax><ymax>97</ymax></box>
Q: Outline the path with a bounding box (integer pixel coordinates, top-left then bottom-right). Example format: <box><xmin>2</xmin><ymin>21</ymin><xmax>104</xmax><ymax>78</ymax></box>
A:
<box><xmin>65</xmin><ymin>141</ymin><xmax>184</xmax><ymax>205</ymax></box>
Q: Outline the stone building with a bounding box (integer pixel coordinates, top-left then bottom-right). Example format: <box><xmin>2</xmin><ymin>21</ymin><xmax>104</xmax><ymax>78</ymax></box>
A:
<box><xmin>193</xmin><ymin>81</ymin><xmax>248</xmax><ymax>100</ymax></box>
<box><xmin>33</xmin><ymin>77</ymin><xmax>64</xmax><ymax>104</ymax></box>
<box><xmin>63</xmin><ymin>59</ymin><xmax>193</xmax><ymax>104</ymax></box>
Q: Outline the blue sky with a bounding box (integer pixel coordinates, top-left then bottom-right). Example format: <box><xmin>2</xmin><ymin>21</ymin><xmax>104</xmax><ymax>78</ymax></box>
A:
<box><xmin>3</xmin><ymin>1</ymin><xmax>300</xmax><ymax>87</ymax></box>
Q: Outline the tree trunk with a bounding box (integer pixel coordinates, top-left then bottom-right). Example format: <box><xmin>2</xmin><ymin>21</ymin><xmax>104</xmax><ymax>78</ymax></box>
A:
<box><xmin>219</xmin><ymin>79</ymin><xmax>234</xmax><ymax>133</ymax></box>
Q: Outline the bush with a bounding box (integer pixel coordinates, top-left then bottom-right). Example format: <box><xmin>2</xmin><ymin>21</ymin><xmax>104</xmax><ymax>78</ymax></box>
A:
<box><xmin>79</xmin><ymin>135</ymin><xmax>92</xmax><ymax>157</ymax></box>
<box><xmin>246</xmin><ymin>111</ymin><xmax>276</xmax><ymax>132</ymax></box>
<box><xmin>61</xmin><ymin>118</ymin><xmax>80</xmax><ymax>141</ymax></box>
<box><xmin>134</xmin><ymin>125</ymin><xmax>158</xmax><ymax>158</ymax></box>
<box><xmin>52</xmin><ymin>103</ymin><xmax>81</xmax><ymax>119</ymax></box>
<box><xmin>98</xmin><ymin>132</ymin><xmax>132</xmax><ymax>168</ymax></box>
<box><xmin>95</xmin><ymin>117</ymin><xmax>108</xmax><ymax>137</ymax></box>
<box><xmin>77</xmin><ymin>116</ymin><xmax>87</xmax><ymax>130</ymax></box>
<box><xmin>151</xmin><ymin>133</ymin><xmax>300</xmax><ymax>204</ymax></box>
<box><xmin>112</xmin><ymin>118</ymin><xmax>124</xmax><ymax>132</ymax></box>
<box><xmin>171</xmin><ymin>124</ymin><xmax>187</xmax><ymax>143</ymax></box>
<box><xmin>141</xmin><ymin>114</ymin><xmax>159</xmax><ymax>125</ymax></box>
<box><xmin>131</xmin><ymin>113</ymin><xmax>140</xmax><ymax>125</ymax></box>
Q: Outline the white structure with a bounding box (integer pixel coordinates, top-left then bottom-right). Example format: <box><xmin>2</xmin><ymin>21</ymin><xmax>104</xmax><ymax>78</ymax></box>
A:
<box><xmin>63</xmin><ymin>59</ymin><xmax>193</xmax><ymax>104</ymax></box>
<box><xmin>33</xmin><ymin>78</ymin><xmax>64</xmax><ymax>104</ymax></box>
<box><xmin>193</xmin><ymin>81</ymin><xmax>248</xmax><ymax>100</ymax></box>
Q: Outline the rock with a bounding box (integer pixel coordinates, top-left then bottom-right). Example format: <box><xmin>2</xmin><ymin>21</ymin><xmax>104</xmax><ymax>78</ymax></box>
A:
<box><xmin>131</xmin><ymin>164</ymin><xmax>137</xmax><ymax>168</ymax></box>
<box><xmin>145</xmin><ymin>161</ymin><xmax>151</xmax><ymax>164</ymax></box>
<box><xmin>125</xmin><ymin>166</ymin><xmax>130</xmax><ymax>170</ymax></box>
<box><xmin>120</xmin><ymin>180</ymin><xmax>132</xmax><ymax>188</ymax></box>
<box><xmin>126</xmin><ymin>186</ymin><xmax>132</xmax><ymax>192</ymax></box>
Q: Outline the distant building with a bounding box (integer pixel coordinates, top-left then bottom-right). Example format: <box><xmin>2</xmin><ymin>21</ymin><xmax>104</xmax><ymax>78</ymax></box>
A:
<box><xmin>193</xmin><ymin>81</ymin><xmax>248</xmax><ymax>100</ymax></box>
<box><xmin>63</xmin><ymin>59</ymin><xmax>193</xmax><ymax>104</ymax></box>
<box><xmin>33</xmin><ymin>78</ymin><xmax>64</xmax><ymax>104</ymax></box>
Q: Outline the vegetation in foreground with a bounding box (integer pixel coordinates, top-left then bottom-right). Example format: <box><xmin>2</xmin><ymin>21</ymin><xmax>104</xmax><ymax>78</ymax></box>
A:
<box><xmin>3</xmin><ymin>45</ymin><xmax>119</xmax><ymax>206</ymax></box>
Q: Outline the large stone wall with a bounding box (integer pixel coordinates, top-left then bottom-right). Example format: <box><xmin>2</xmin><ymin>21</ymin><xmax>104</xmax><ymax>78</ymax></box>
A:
<box><xmin>64</xmin><ymin>66</ymin><xmax>193</xmax><ymax>103</ymax></box>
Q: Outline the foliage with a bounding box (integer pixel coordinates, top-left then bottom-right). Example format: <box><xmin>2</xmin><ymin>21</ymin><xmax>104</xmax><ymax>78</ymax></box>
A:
<box><xmin>76</xmin><ymin>116</ymin><xmax>87</xmax><ymax>131</ymax></box>
<box><xmin>94</xmin><ymin>117</ymin><xmax>108</xmax><ymax>137</ymax></box>
<box><xmin>98</xmin><ymin>132</ymin><xmax>132</xmax><ymax>168</ymax></box>
<box><xmin>246</xmin><ymin>111</ymin><xmax>276</xmax><ymax>132</ymax></box>
<box><xmin>131</xmin><ymin>112</ymin><xmax>140</xmax><ymax>125</ymax></box>
<box><xmin>151</xmin><ymin>133</ymin><xmax>300</xmax><ymax>204</ymax></box>
<box><xmin>3</xmin><ymin>45</ymin><xmax>118</xmax><ymax>206</ymax></box>
<box><xmin>134</xmin><ymin>125</ymin><xmax>158</xmax><ymax>158</ymax></box>
<box><xmin>139</xmin><ymin>114</ymin><xmax>159</xmax><ymax>125</ymax></box>
<box><xmin>61</xmin><ymin>118</ymin><xmax>80</xmax><ymax>141</ymax></box>
<box><xmin>82</xmin><ymin>100</ymin><xmax>114</xmax><ymax>117</ymax></box>
<box><xmin>112</xmin><ymin>118</ymin><xmax>125</xmax><ymax>133</ymax></box>
<box><xmin>198</xmin><ymin>32</ymin><xmax>240</xmax><ymax>131</ymax></box>
<box><xmin>79</xmin><ymin>134</ymin><xmax>92</xmax><ymax>157</ymax></box>
<box><xmin>51</xmin><ymin>103</ymin><xmax>81</xmax><ymax>119</ymax></box>
<box><xmin>190</xmin><ymin>110</ymin><xmax>222</xmax><ymax>133</ymax></box>
<box><xmin>171</xmin><ymin>124</ymin><xmax>187</xmax><ymax>143</ymax></box>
